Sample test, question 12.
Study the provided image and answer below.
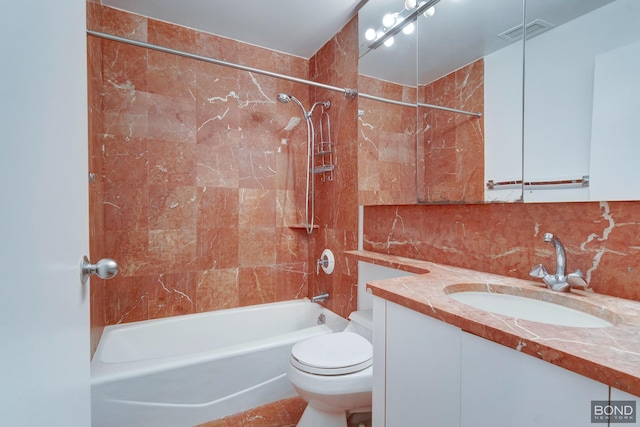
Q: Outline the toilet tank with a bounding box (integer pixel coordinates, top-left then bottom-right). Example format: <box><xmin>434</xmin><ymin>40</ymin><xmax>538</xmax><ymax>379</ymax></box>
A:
<box><xmin>357</xmin><ymin>261</ymin><xmax>415</xmax><ymax>311</ymax></box>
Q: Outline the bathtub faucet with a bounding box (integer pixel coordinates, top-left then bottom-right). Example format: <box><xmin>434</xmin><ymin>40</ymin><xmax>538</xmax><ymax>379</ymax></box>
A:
<box><xmin>529</xmin><ymin>232</ymin><xmax>588</xmax><ymax>292</ymax></box>
<box><xmin>311</xmin><ymin>292</ymin><xmax>330</xmax><ymax>303</ymax></box>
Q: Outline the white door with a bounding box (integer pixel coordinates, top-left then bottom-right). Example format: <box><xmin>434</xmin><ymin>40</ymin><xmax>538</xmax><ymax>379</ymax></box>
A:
<box><xmin>0</xmin><ymin>1</ymin><xmax>90</xmax><ymax>425</ymax></box>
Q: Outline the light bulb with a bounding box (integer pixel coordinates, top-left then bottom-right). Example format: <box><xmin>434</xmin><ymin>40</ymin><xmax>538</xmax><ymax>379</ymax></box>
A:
<box><xmin>404</xmin><ymin>0</ymin><xmax>417</xmax><ymax>10</ymax></box>
<box><xmin>423</xmin><ymin>6</ymin><xmax>435</xmax><ymax>17</ymax></box>
<box><xmin>365</xmin><ymin>28</ymin><xmax>376</xmax><ymax>41</ymax></box>
<box><xmin>382</xmin><ymin>13</ymin><xmax>396</xmax><ymax>28</ymax></box>
<box><xmin>384</xmin><ymin>36</ymin><xmax>395</xmax><ymax>47</ymax></box>
<box><xmin>402</xmin><ymin>22</ymin><xmax>415</xmax><ymax>35</ymax></box>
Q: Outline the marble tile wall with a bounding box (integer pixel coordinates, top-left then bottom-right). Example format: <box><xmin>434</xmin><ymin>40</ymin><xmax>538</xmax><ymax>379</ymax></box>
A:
<box><xmin>88</xmin><ymin>4</ymin><xmax>323</xmax><ymax>340</ymax></box>
<box><xmin>358</xmin><ymin>75</ymin><xmax>417</xmax><ymax>206</ymax></box>
<box><xmin>363</xmin><ymin>202</ymin><xmax>640</xmax><ymax>302</ymax></box>
<box><xmin>308</xmin><ymin>17</ymin><xmax>361</xmax><ymax>319</ymax></box>
<box><xmin>417</xmin><ymin>59</ymin><xmax>485</xmax><ymax>203</ymax></box>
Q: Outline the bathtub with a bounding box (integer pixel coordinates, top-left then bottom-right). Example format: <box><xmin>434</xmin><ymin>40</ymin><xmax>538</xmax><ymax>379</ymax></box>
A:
<box><xmin>91</xmin><ymin>299</ymin><xmax>348</xmax><ymax>427</ymax></box>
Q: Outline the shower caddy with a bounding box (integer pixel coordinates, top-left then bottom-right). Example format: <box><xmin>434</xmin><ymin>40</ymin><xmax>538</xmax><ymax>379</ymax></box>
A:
<box><xmin>313</xmin><ymin>106</ymin><xmax>334</xmax><ymax>182</ymax></box>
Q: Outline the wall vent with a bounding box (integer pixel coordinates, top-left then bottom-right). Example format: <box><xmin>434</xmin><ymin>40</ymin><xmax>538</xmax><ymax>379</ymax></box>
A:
<box><xmin>498</xmin><ymin>19</ymin><xmax>555</xmax><ymax>42</ymax></box>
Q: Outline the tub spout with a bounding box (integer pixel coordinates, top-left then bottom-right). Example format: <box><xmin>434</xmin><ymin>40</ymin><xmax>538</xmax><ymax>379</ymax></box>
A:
<box><xmin>311</xmin><ymin>292</ymin><xmax>329</xmax><ymax>303</ymax></box>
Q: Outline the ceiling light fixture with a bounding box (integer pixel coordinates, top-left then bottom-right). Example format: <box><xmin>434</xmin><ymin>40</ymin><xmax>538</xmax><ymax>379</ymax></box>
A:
<box><xmin>402</xmin><ymin>22</ymin><xmax>415</xmax><ymax>35</ymax></box>
<box><xmin>423</xmin><ymin>6</ymin><xmax>436</xmax><ymax>17</ymax></box>
<box><xmin>362</xmin><ymin>0</ymin><xmax>441</xmax><ymax>54</ymax></box>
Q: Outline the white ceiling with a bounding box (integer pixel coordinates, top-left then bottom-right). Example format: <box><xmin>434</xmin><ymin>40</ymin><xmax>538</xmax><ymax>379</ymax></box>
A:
<box><xmin>101</xmin><ymin>0</ymin><xmax>616</xmax><ymax>86</ymax></box>
<box><xmin>101</xmin><ymin>0</ymin><xmax>365</xmax><ymax>59</ymax></box>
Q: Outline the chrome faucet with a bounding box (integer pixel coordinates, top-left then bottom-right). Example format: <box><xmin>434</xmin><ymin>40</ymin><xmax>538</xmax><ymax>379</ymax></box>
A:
<box><xmin>529</xmin><ymin>233</ymin><xmax>587</xmax><ymax>292</ymax></box>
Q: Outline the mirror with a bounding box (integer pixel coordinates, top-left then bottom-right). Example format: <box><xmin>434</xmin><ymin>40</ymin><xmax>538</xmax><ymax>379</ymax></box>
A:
<box><xmin>357</xmin><ymin>0</ymin><xmax>419</xmax><ymax>206</ymax></box>
<box><xmin>358</xmin><ymin>0</ymin><xmax>526</xmax><ymax>205</ymax></box>
<box><xmin>416</xmin><ymin>0</ymin><xmax>524</xmax><ymax>204</ymax></box>
<box><xmin>522</xmin><ymin>0</ymin><xmax>640</xmax><ymax>202</ymax></box>
<box><xmin>358</xmin><ymin>0</ymin><xmax>640</xmax><ymax>205</ymax></box>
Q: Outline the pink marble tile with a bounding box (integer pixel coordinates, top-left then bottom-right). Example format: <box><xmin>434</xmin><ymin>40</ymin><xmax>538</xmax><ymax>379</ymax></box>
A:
<box><xmin>196</xmin><ymin>187</ymin><xmax>239</xmax><ymax>229</ymax></box>
<box><xmin>103</xmin><ymin>230</ymin><xmax>149</xmax><ymax>277</ymax></box>
<box><xmin>194</xmin><ymin>64</ymin><xmax>241</xmax><ymax>147</ymax></box>
<box><xmin>104</xmin><ymin>275</ymin><xmax>151</xmax><ymax>324</ymax></box>
<box><xmin>238</xmin><ymin>266</ymin><xmax>278</xmax><ymax>306</ymax></box>
<box><xmin>193</xmin><ymin>32</ymin><xmax>240</xmax><ymax>64</ymax></box>
<box><xmin>147</xmin><ymin>229</ymin><xmax>198</xmax><ymax>272</ymax></box>
<box><xmin>147</xmin><ymin>272</ymin><xmax>197</xmax><ymax>319</ymax></box>
<box><xmin>418</xmin><ymin>59</ymin><xmax>484</xmax><ymax>203</ymax></box>
<box><xmin>148</xmin><ymin>92</ymin><xmax>196</xmax><ymax>143</ymax></box>
<box><xmin>148</xmin><ymin>51</ymin><xmax>198</xmax><ymax>100</ymax></box>
<box><xmin>148</xmin><ymin>139</ymin><xmax>197</xmax><ymax>186</ymax></box>
<box><xmin>101</xmin><ymin>39</ymin><xmax>148</xmax><ymax>93</ymax></box>
<box><xmin>195</xmin><ymin>144</ymin><xmax>240</xmax><ymax>188</ymax></box>
<box><xmin>196</xmin><ymin>396</ymin><xmax>306</xmax><ymax>427</ymax></box>
<box><xmin>148</xmin><ymin>185</ymin><xmax>198</xmax><ymax>230</ymax></box>
<box><xmin>239</xmin><ymin>189</ymin><xmax>277</xmax><ymax>228</ymax></box>
<box><xmin>90</xmin><ymin>3</ymin><xmax>357</xmax><ymax>327</ymax></box>
<box><xmin>238</xmin><ymin>228</ymin><xmax>277</xmax><ymax>267</ymax></box>
<box><xmin>147</xmin><ymin>18</ymin><xmax>196</xmax><ymax>53</ymax></box>
<box><xmin>363</xmin><ymin>202</ymin><xmax>640</xmax><ymax>303</ymax></box>
<box><xmin>195</xmin><ymin>268</ymin><xmax>240</xmax><ymax>312</ymax></box>
<box><xmin>103</xmin><ymin>183</ymin><xmax>148</xmax><ymax>231</ymax></box>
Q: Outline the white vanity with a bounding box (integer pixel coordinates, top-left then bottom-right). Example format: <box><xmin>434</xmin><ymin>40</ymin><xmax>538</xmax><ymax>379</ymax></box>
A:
<box><xmin>349</xmin><ymin>251</ymin><xmax>640</xmax><ymax>427</ymax></box>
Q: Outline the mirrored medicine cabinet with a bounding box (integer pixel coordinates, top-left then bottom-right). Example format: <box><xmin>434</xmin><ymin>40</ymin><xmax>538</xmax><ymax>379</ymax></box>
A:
<box><xmin>357</xmin><ymin>0</ymin><xmax>640</xmax><ymax>205</ymax></box>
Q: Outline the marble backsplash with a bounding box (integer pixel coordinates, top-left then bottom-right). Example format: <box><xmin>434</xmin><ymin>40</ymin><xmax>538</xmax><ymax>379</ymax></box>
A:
<box><xmin>363</xmin><ymin>202</ymin><xmax>640</xmax><ymax>302</ymax></box>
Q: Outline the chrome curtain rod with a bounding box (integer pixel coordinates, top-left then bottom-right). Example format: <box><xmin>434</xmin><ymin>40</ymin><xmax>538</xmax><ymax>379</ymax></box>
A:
<box><xmin>417</xmin><ymin>102</ymin><xmax>482</xmax><ymax>118</ymax></box>
<box><xmin>88</xmin><ymin>30</ymin><xmax>481</xmax><ymax>117</ymax></box>
<box><xmin>86</xmin><ymin>30</ymin><xmax>358</xmax><ymax>99</ymax></box>
<box><xmin>359</xmin><ymin>92</ymin><xmax>482</xmax><ymax>117</ymax></box>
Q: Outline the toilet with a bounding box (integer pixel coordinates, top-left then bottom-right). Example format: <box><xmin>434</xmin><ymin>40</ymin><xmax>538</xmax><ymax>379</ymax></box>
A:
<box><xmin>287</xmin><ymin>310</ymin><xmax>373</xmax><ymax>427</ymax></box>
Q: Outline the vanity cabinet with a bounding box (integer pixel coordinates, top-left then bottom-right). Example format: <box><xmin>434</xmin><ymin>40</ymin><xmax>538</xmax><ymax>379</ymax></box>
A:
<box><xmin>461</xmin><ymin>332</ymin><xmax>608</xmax><ymax>427</ymax></box>
<box><xmin>373</xmin><ymin>297</ymin><xmax>610</xmax><ymax>427</ymax></box>
<box><xmin>376</xmin><ymin>298</ymin><xmax>461</xmax><ymax>426</ymax></box>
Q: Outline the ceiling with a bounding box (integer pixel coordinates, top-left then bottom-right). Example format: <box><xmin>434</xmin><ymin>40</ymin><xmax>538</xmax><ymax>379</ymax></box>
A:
<box><xmin>101</xmin><ymin>0</ymin><xmax>366</xmax><ymax>59</ymax></box>
<box><xmin>102</xmin><ymin>0</ymin><xmax>616</xmax><ymax>86</ymax></box>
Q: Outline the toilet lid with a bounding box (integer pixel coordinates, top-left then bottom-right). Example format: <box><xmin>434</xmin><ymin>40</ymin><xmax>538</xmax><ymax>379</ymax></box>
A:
<box><xmin>290</xmin><ymin>332</ymin><xmax>372</xmax><ymax>375</ymax></box>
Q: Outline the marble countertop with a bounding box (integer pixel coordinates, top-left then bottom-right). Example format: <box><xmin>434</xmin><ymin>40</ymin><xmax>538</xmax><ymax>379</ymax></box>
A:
<box><xmin>346</xmin><ymin>250</ymin><xmax>640</xmax><ymax>397</ymax></box>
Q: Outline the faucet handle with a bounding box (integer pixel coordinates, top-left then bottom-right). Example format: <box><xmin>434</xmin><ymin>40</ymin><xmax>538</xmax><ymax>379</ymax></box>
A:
<box><xmin>529</xmin><ymin>264</ymin><xmax>549</xmax><ymax>279</ymax></box>
<box><xmin>567</xmin><ymin>269</ymin><xmax>588</xmax><ymax>289</ymax></box>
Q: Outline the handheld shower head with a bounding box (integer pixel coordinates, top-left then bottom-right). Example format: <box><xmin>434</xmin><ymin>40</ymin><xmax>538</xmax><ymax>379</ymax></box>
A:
<box><xmin>277</xmin><ymin>93</ymin><xmax>308</xmax><ymax>118</ymax></box>
<box><xmin>277</xmin><ymin>93</ymin><xmax>291</xmax><ymax>104</ymax></box>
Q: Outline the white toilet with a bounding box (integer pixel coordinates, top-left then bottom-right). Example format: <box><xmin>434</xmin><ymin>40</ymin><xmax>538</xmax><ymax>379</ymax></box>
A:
<box><xmin>287</xmin><ymin>310</ymin><xmax>373</xmax><ymax>427</ymax></box>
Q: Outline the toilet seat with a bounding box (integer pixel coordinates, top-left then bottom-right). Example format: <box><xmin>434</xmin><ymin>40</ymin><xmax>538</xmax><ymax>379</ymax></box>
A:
<box><xmin>290</xmin><ymin>332</ymin><xmax>372</xmax><ymax>375</ymax></box>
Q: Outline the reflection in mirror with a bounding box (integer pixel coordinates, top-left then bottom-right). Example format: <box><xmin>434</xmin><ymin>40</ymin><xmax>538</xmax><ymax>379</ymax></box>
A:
<box><xmin>357</xmin><ymin>0</ymin><xmax>419</xmax><ymax>206</ymax></box>
<box><xmin>522</xmin><ymin>0</ymin><xmax>640</xmax><ymax>202</ymax></box>
<box><xmin>416</xmin><ymin>0</ymin><xmax>524</xmax><ymax>204</ymax></box>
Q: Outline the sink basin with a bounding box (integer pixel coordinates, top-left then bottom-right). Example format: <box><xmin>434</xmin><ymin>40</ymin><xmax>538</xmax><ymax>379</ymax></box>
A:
<box><xmin>445</xmin><ymin>284</ymin><xmax>618</xmax><ymax>328</ymax></box>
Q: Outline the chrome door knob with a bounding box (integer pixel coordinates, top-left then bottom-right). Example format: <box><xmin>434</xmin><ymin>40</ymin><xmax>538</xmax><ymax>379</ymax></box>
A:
<box><xmin>80</xmin><ymin>256</ymin><xmax>119</xmax><ymax>285</ymax></box>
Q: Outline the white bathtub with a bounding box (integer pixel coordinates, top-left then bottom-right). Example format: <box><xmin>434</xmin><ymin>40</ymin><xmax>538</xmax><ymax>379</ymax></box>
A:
<box><xmin>91</xmin><ymin>299</ymin><xmax>348</xmax><ymax>427</ymax></box>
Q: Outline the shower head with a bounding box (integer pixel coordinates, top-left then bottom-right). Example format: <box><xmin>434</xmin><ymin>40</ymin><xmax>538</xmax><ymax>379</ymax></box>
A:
<box><xmin>277</xmin><ymin>93</ymin><xmax>308</xmax><ymax>118</ymax></box>
<box><xmin>277</xmin><ymin>93</ymin><xmax>291</xmax><ymax>104</ymax></box>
